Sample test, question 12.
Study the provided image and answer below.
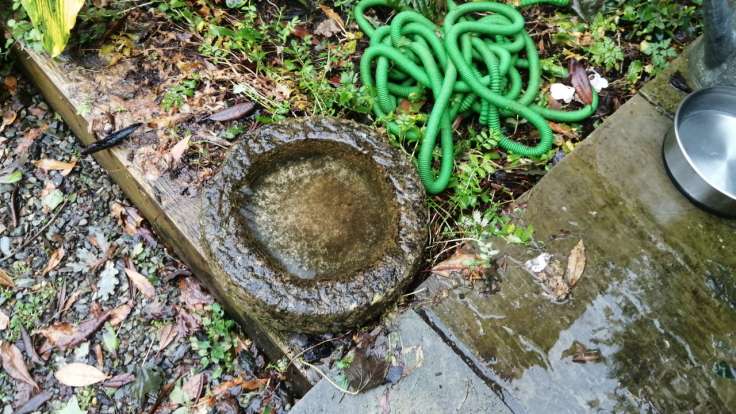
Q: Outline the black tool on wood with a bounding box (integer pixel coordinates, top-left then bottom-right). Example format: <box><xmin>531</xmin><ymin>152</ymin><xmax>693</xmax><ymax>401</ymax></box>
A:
<box><xmin>81</xmin><ymin>123</ymin><xmax>143</xmax><ymax>155</ymax></box>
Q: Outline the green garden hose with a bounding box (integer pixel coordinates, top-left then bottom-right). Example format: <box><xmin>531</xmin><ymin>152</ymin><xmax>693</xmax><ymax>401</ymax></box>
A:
<box><xmin>356</xmin><ymin>0</ymin><xmax>599</xmax><ymax>194</ymax></box>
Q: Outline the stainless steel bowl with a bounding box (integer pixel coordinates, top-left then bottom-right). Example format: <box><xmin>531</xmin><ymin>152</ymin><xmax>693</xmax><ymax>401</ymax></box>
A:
<box><xmin>663</xmin><ymin>86</ymin><xmax>736</xmax><ymax>217</ymax></box>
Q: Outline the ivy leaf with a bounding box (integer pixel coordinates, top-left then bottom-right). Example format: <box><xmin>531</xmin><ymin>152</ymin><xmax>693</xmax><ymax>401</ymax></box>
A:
<box><xmin>97</xmin><ymin>261</ymin><xmax>119</xmax><ymax>301</ymax></box>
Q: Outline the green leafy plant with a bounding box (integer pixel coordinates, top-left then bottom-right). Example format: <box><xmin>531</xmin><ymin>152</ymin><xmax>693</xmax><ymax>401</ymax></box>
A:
<box><xmin>5</xmin><ymin>282</ymin><xmax>56</xmax><ymax>342</ymax></box>
<box><xmin>191</xmin><ymin>303</ymin><xmax>237</xmax><ymax>379</ymax></box>
<box><xmin>19</xmin><ymin>0</ymin><xmax>85</xmax><ymax>57</ymax></box>
<box><xmin>161</xmin><ymin>75</ymin><xmax>200</xmax><ymax>111</ymax></box>
<box><xmin>588</xmin><ymin>37</ymin><xmax>624</xmax><ymax>71</ymax></box>
<box><xmin>640</xmin><ymin>39</ymin><xmax>678</xmax><ymax>75</ymax></box>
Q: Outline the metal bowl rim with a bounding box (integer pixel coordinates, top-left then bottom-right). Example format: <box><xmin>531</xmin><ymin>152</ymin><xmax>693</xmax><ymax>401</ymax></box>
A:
<box><xmin>673</xmin><ymin>85</ymin><xmax>736</xmax><ymax>200</ymax></box>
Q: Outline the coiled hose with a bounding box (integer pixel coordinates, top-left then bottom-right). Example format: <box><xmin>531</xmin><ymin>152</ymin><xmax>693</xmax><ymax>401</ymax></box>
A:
<box><xmin>356</xmin><ymin>0</ymin><xmax>598</xmax><ymax>194</ymax></box>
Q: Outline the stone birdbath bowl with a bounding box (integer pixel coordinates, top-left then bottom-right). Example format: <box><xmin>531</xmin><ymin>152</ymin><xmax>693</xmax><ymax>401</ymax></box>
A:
<box><xmin>201</xmin><ymin>117</ymin><xmax>427</xmax><ymax>333</ymax></box>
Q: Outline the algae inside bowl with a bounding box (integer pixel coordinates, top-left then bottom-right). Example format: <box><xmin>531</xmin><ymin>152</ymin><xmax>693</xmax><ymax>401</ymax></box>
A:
<box><xmin>201</xmin><ymin>117</ymin><xmax>427</xmax><ymax>333</ymax></box>
<box><xmin>233</xmin><ymin>140</ymin><xmax>399</xmax><ymax>281</ymax></box>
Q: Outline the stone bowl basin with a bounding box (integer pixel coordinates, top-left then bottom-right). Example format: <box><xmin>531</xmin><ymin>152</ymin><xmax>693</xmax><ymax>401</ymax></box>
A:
<box><xmin>201</xmin><ymin>117</ymin><xmax>427</xmax><ymax>333</ymax></box>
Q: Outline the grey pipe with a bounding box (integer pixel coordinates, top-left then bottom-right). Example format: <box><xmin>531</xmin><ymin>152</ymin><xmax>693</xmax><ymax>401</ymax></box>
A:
<box><xmin>703</xmin><ymin>0</ymin><xmax>736</xmax><ymax>68</ymax></box>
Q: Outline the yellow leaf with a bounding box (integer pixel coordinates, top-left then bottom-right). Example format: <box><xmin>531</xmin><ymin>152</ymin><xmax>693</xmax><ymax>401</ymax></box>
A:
<box><xmin>21</xmin><ymin>0</ymin><xmax>85</xmax><ymax>57</ymax></box>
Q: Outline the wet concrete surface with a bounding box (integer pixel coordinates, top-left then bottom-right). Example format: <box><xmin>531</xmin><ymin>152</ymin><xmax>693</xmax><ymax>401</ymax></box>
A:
<box><xmin>290</xmin><ymin>311</ymin><xmax>513</xmax><ymax>414</ymax></box>
<box><xmin>420</xmin><ymin>93</ymin><xmax>736</xmax><ymax>412</ymax></box>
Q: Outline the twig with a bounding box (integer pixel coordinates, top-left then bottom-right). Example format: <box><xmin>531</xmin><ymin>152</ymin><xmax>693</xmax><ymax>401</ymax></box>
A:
<box><xmin>0</xmin><ymin>200</ymin><xmax>67</xmax><ymax>264</ymax></box>
<box><xmin>9</xmin><ymin>185</ymin><xmax>19</xmax><ymax>228</ymax></box>
<box><xmin>300</xmin><ymin>360</ymin><xmax>360</xmax><ymax>395</ymax></box>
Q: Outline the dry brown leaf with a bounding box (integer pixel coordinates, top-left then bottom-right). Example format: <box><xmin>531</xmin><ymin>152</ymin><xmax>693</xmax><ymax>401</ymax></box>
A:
<box><xmin>95</xmin><ymin>344</ymin><xmax>104</xmax><ymax>370</ymax></box>
<box><xmin>37</xmin><ymin>310</ymin><xmax>111</xmax><ymax>355</ymax></box>
<box><xmin>33</xmin><ymin>159</ymin><xmax>77</xmax><ymax>176</ymax></box>
<box><xmin>103</xmin><ymin>372</ymin><xmax>135</xmax><ymax>388</ymax></box>
<box><xmin>182</xmin><ymin>372</ymin><xmax>205</xmax><ymax>400</ymax></box>
<box><xmin>109</xmin><ymin>303</ymin><xmax>132</xmax><ymax>326</ymax></box>
<box><xmin>54</xmin><ymin>362</ymin><xmax>107</xmax><ymax>387</ymax></box>
<box><xmin>4</xmin><ymin>75</ymin><xmax>17</xmax><ymax>94</ymax></box>
<box><xmin>319</xmin><ymin>4</ymin><xmax>345</xmax><ymax>30</ymax></box>
<box><xmin>41</xmin><ymin>248</ymin><xmax>65</xmax><ymax>276</ymax></box>
<box><xmin>168</xmin><ymin>136</ymin><xmax>190</xmax><ymax>167</ymax></box>
<box><xmin>549</xmin><ymin>122</ymin><xmax>576</xmax><ymax>139</ymax></box>
<box><xmin>569</xmin><ymin>60</ymin><xmax>593</xmax><ymax>105</ymax></box>
<box><xmin>0</xmin><ymin>310</ymin><xmax>8</xmax><ymax>331</ymax></box>
<box><xmin>0</xmin><ymin>342</ymin><xmax>39</xmax><ymax>389</ymax></box>
<box><xmin>28</xmin><ymin>106</ymin><xmax>47</xmax><ymax>118</ymax></box>
<box><xmin>14</xmin><ymin>124</ymin><xmax>47</xmax><ymax>156</ymax></box>
<box><xmin>0</xmin><ymin>268</ymin><xmax>15</xmax><ymax>288</ymax></box>
<box><xmin>565</xmin><ymin>240</ymin><xmax>586</xmax><ymax>287</ymax></box>
<box><xmin>0</xmin><ymin>110</ymin><xmax>17</xmax><ymax>133</ymax></box>
<box><xmin>158</xmin><ymin>323</ymin><xmax>177</xmax><ymax>351</ymax></box>
<box><xmin>208</xmin><ymin>102</ymin><xmax>255</xmax><ymax>122</ymax></box>
<box><xmin>179</xmin><ymin>277</ymin><xmax>213</xmax><ymax>308</ymax></box>
<box><xmin>431</xmin><ymin>246</ymin><xmax>485</xmax><ymax>280</ymax></box>
<box><xmin>125</xmin><ymin>267</ymin><xmax>155</xmax><ymax>299</ymax></box>
<box><xmin>314</xmin><ymin>19</ymin><xmax>342</xmax><ymax>38</ymax></box>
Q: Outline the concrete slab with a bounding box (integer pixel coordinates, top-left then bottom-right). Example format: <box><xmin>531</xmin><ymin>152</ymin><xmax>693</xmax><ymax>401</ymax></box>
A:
<box><xmin>290</xmin><ymin>311</ymin><xmax>515</xmax><ymax>414</ymax></box>
<box><xmin>421</xmin><ymin>94</ymin><xmax>736</xmax><ymax>412</ymax></box>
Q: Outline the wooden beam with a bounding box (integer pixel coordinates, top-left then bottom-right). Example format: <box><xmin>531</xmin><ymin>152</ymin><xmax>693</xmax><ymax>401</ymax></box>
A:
<box><xmin>12</xmin><ymin>44</ymin><xmax>314</xmax><ymax>393</ymax></box>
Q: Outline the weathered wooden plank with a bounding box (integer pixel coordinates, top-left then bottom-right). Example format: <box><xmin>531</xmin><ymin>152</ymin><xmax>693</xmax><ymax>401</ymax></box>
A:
<box><xmin>13</xmin><ymin>44</ymin><xmax>314</xmax><ymax>392</ymax></box>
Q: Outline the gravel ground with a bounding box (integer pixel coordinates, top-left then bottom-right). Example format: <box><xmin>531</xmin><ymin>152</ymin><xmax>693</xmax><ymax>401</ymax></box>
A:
<box><xmin>0</xmin><ymin>71</ymin><xmax>291</xmax><ymax>413</ymax></box>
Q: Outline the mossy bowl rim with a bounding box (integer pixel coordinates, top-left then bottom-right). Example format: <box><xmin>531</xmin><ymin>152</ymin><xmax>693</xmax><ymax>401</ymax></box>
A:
<box><xmin>201</xmin><ymin>116</ymin><xmax>428</xmax><ymax>333</ymax></box>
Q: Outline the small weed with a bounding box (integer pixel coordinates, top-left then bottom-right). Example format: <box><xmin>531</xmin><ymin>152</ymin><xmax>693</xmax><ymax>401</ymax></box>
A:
<box><xmin>640</xmin><ymin>39</ymin><xmax>678</xmax><ymax>75</ymax></box>
<box><xmin>5</xmin><ymin>282</ymin><xmax>56</xmax><ymax>342</ymax></box>
<box><xmin>161</xmin><ymin>75</ymin><xmax>200</xmax><ymax>111</ymax></box>
<box><xmin>191</xmin><ymin>303</ymin><xmax>237</xmax><ymax>379</ymax></box>
<box><xmin>76</xmin><ymin>386</ymin><xmax>96</xmax><ymax>410</ymax></box>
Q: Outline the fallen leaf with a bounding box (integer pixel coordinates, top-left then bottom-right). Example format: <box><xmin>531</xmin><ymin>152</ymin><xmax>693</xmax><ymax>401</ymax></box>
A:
<box><xmin>14</xmin><ymin>391</ymin><xmax>51</xmax><ymax>414</ymax></box>
<box><xmin>319</xmin><ymin>4</ymin><xmax>345</xmax><ymax>30</ymax></box>
<box><xmin>0</xmin><ymin>342</ymin><xmax>39</xmax><ymax>389</ymax></box>
<box><xmin>15</xmin><ymin>124</ymin><xmax>47</xmax><ymax>156</ymax></box>
<box><xmin>158</xmin><ymin>323</ymin><xmax>177</xmax><ymax>351</ymax></box>
<box><xmin>569</xmin><ymin>59</ymin><xmax>593</xmax><ymax>105</ymax></box>
<box><xmin>4</xmin><ymin>75</ymin><xmax>17</xmax><ymax>94</ymax></box>
<box><xmin>28</xmin><ymin>106</ymin><xmax>47</xmax><ymax>118</ymax></box>
<box><xmin>549</xmin><ymin>122</ymin><xmax>577</xmax><ymax>139</ymax></box>
<box><xmin>208</xmin><ymin>102</ymin><xmax>255</xmax><ymax>122</ymax></box>
<box><xmin>431</xmin><ymin>246</ymin><xmax>486</xmax><ymax>280</ymax></box>
<box><xmin>41</xmin><ymin>189</ymin><xmax>64</xmax><ymax>212</ymax></box>
<box><xmin>41</xmin><ymin>248</ymin><xmax>65</xmax><ymax>276</ymax></box>
<box><xmin>314</xmin><ymin>18</ymin><xmax>342</xmax><ymax>38</ymax></box>
<box><xmin>0</xmin><ymin>110</ymin><xmax>17</xmax><ymax>133</ymax></box>
<box><xmin>0</xmin><ymin>309</ymin><xmax>8</xmax><ymax>330</ymax></box>
<box><xmin>182</xmin><ymin>372</ymin><xmax>205</xmax><ymax>401</ymax></box>
<box><xmin>97</xmin><ymin>261</ymin><xmax>119</xmax><ymax>301</ymax></box>
<box><xmin>0</xmin><ymin>268</ymin><xmax>15</xmax><ymax>288</ymax></box>
<box><xmin>109</xmin><ymin>302</ymin><xmax>132</xmax><ymax>326</ymax></box>
<box><xmin>33</xmin><ymin>159</ymin><xmax>77</xmax><ymax>176</ymax></box>
<box><xmin>565</xmin><ymin>240</ymin><xmax>586</xmax><ymax>287</ymax></box>
<box><xmin>175</xmin><ymin>305</ymin><xmax>201</xmax><ymax>337</ymax></box>
<box><xmin>125</xmin><ymin>267</ymin><xmax>155</xmax><ymax>299</ymax></box>
<box><xmin>55</xmin><ymin>363</ymin><xmax>107</xmax><ymax>387</ymax></box>
<box><xmin>103</xmin><ymin>372</ymin><xmax>135</xmax><ymax>388</ymax></box>
<box><xmin>0</xmin><ymin>169</ymin><xmax>22</xmax><ymax>184</ymax></box>
<box><xmin>179</xmin><ymin>277</ymin><xmax>213</xmax><ymax>308</ymax></box>
<box><xmin>168</xmin><ymin>136</ymin><xmax>190</xmax><ymax>167</ymax></box>
<box><xmin>37</xmin><ymin>310</ymin><xmax>112</xmax><ymax>355</ymax></box>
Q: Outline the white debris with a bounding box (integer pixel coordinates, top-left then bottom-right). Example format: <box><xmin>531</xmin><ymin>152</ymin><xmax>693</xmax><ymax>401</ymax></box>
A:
<box><xmin>550</xmin><ymin>83</ymin><xmax>576</xmax><ymax>103</ymax></box>
<box><xmin>525</xmin><ymin>252</ymin><xmax>552</xmax><ymax>273</ymax></box>
<box><xmin>588</xmin><ymin>71</ymin><xmax>609</xmax><ymax>92</ymax></box>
